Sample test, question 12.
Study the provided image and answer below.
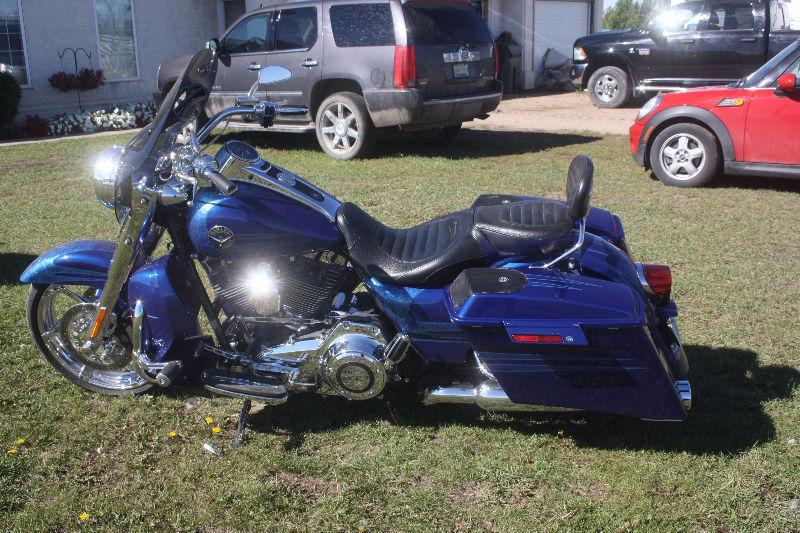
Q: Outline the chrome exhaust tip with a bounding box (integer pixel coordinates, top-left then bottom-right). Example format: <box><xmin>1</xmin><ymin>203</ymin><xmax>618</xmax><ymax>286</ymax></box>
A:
<box><xmin>422</xmin><ymin>381</ymin><xmax>579</xmax><ymax>414</ymax></box>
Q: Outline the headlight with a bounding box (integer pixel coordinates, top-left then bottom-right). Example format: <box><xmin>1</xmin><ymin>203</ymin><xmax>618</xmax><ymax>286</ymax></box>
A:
<box><xmin>573</xmin><ymin>46</ymin><xmax>587</xmax><ymax>62</ymax></box>
<box><xmin>92</xmin><ymin>145</ymin><xmax>125</xmax><ymax>208</ymax></box>
<box><xmin>636</xmin><ymin>95</ymin><xmax>662</xmax><ymax>121</ymax></box>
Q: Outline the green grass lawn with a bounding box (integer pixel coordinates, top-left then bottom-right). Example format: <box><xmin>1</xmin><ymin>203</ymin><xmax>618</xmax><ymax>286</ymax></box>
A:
<box><xmin>0</xmin><ymin>129</ymin><xmax>798</xmax><ymax>532</ymax></box>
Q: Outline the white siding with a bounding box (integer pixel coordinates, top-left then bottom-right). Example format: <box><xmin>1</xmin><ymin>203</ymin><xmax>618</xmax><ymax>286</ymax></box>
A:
<box><xmin>16</xmin><ymin>0</ymin><xmax>219</xmax><ymax>119</ymax></box>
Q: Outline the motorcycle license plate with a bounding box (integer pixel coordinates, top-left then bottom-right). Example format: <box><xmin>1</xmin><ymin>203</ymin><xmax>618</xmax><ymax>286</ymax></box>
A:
<box><xmin>453</xmin><ymin>63</ymin><xmax>470</xmax><ymax>79</ymax></box>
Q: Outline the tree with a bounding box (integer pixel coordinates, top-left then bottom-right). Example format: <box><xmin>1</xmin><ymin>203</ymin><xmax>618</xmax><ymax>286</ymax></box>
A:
<box><xmin>604</xmin><ymin>0</ymin><xmax>658</xmax><ymax>30</ymax></box>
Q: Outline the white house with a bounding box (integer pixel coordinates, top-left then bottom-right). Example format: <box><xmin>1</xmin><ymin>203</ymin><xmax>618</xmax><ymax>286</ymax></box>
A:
<box><xmin>2</xmin><ymin>0</ymin><xmax>243</xmax><ymax>119</ymax></box>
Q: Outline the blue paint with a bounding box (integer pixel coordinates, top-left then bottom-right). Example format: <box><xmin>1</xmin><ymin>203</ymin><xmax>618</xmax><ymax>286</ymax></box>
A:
<box><xmin>128</xmin><ymin>254</ymin><xmax>200</xmax><ymax>361</ymax></box>
<box><xmin>20</xmin><ymin>240</ymin><xmax>117</xmax><ymax>287</ymax></box>
<box><xmin>188</xmin><ymin>181</ymin><xmax>343</xmax><ymax>259</ymax></box>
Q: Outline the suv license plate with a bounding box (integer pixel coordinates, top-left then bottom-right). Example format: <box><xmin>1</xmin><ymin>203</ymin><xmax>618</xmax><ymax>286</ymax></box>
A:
<box><xmin>453</xmin><ymin>63</ymin><xmax>469</xmax><ymax>79</ymax></box>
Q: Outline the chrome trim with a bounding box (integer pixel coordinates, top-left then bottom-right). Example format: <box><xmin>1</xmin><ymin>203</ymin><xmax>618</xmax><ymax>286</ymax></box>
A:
<box><xmin>443</xmin><ymin>47</ymin><xmax>480</xmax><ymax>63</ymax></box>
<box><xmin>384</xmin><ymin>333</ymin><xmax>410</xmax><ymax>373</ymax></box>
<box><xmin>541</xmin><ymin>218</ymin><xmax>586</xmax><ymax>269</ymax></box>
<box><xmin>203</xmin><ymin>372</ymin><xmax>288</xmax><ymax>404</ymax></box>
<box><xmin>243</xmin><ymin>163</ymin><xmax>341</xmax><ymax>222</ymax></box>
<box><xmin>666</xmin><ymin>316</ymin><xmax>684</xmax><ymax>346</ymax></box>
<box><xmin>675</xmin><ymin>380</ymin><xmax>692</xmax><ymax>410</ymax></box>
<box><xmin>635</xmin><ymin>84</ymin><xmax>689</xmax><ymax>94</ymax></box>
<box><xmin>635</xmin><ymin>262</ymin><xmax>654</xmax><ymax>294</ymax></box>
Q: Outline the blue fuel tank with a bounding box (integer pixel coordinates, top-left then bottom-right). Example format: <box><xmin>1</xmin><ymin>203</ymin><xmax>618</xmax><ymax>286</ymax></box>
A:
<box><xmin>187</xmin><ymin>179</ymin><xmax>344</xmax><ymax>259</ymax></box>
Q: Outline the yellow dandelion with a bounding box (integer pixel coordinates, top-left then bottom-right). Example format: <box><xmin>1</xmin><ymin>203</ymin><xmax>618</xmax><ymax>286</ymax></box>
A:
<box><xmin>205</xmin><ymin>417</ymin><xmax>214</xmax><ymax>425</ymax></box>
<box><xmin>167</xmin><ymin>431</ymin><xmax>177</xmax><ymax>440</ymax></box>
<box><xmin>78</xmin><ymin>512</ymin><xmax>89</xmax><ymax>521</ymax></box>
<box><xmin>14</xmin><ymin>438</ymin><xmax>25</xmax><ymax>446</ymax></box>
<box><xmin>6</xmin><ymin>448</ymin><xmax>17</xmax><ymax>455</ymax></box>
<box><xmin>211</xmin><ymin>426</ymin><xmax>222</xmax><ymax>434</ymax></box>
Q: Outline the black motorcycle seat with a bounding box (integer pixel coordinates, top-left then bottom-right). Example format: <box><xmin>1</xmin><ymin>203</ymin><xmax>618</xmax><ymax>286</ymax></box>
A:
<box><xmin>336</xmin><ymin>202</ymin><xmax>487</xmax><ymax>286</ymax></box>
<box><xmin>473</xmin><ymin>199</ymin><xmax>574</xmax><ymax>257</ymax></box>
<box><xmin>337</xmin><ymin>198</ymin><xmax>576</xmax><ymax>287</ymax></box>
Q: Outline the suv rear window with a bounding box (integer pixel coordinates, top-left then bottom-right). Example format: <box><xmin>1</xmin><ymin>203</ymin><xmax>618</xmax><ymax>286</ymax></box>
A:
<box><xmin>330</xmin><ymin>4</ymin><xmax>395</xmax><ymax>47</ymax></box>
<box><xmin>403</xmin><ymin>3</ymin><xmax>492</xmax><ymax>45</ymax></box>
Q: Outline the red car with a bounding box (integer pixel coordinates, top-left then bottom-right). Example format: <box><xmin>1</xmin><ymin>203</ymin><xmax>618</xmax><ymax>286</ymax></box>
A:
<box><xmin>630</xmin><ymin>40</ymin><xmax>800</xmax><ymax>187</ymax></box>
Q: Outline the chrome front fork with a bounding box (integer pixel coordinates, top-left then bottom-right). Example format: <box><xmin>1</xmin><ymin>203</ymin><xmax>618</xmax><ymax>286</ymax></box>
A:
<box><xmin>89</xmin><ymin>181</ymin><xmax>157</xmax><ymax>341</ymax></box>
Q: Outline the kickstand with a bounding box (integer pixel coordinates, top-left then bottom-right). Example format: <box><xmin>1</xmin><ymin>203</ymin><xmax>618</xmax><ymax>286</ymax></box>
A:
<box><xmin>232</xmin><ymin>399</ymin><xmax>252</xmax><ymax>449</ymax></box>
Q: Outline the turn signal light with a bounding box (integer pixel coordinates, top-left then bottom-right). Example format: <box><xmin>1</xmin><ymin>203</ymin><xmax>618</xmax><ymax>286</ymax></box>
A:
<box><xmin>394</xmin><ymin>45</ymin><xmax>416</xmax><ymax>89</ymax></box>
<box><xmin>641</xmin><ymin>263</ymin><xmax>672</xmax><ymax>300</ymax></box>
<box><xmin>511</xmin><ymin>334</ymin><xmax>563</xmax><ymax>344</ymax></box>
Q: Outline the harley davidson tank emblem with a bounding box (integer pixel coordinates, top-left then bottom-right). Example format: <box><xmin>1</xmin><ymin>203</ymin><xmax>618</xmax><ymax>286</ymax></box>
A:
<box><xmin>208</xmin><ymin>225</ymin><xmax>235</xmax><ymax>250</ymax></box>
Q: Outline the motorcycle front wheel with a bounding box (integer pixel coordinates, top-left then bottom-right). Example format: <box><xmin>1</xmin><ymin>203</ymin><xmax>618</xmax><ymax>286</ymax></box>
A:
<box><xmin>26</xmin><ymin>284</ymin><xmax>152</xmax><ymax>395</ymax></box>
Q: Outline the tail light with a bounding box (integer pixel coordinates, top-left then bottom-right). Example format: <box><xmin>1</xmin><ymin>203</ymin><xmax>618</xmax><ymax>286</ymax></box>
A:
<box><xmin>511</xmin><ymin>334</ymin><xmax>563</xmax><ymax>344</ymax></box>
<box><xmin>493</xmin><ymin>42</ymin><xmax>500</xmax><ymax>79</ymax></box>
<box><xmin>638</xmin><ymin>263</ymin><xmax>672</xmax><ymax>301</ymax></box>
<box><xmin>394</xmin><ymin>45</ymin><xmax>416</xmax><ymax>89</ymax></box>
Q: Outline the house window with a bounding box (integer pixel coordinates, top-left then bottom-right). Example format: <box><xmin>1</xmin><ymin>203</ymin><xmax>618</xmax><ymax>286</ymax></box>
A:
<box><xmin>94</xmin><ymin>0</ymin><xmax>139</xmax><ymax>80</ymax></box>
<box><xmin>0</xmin><ymin>0</ymin><xmax>30</xmax><ymax>86</ymax></box>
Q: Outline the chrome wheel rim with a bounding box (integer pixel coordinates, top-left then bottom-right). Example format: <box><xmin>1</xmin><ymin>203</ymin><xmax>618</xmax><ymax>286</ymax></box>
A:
<box><xmin>36</xmin><ymin>285</ymin><xmax>145</xmax><ymax>391</ymax></box>
<box><xmin>319</xmin><ymin>101</ymin><xmax>359</xmax><ymax>154</ymax></box>
<box><xmin>659</xmin><ymin>133</ymin><xmax>706</xmax><ymax>181</ymax></box>
<box><xmin>594</xmin><ymin>74</ymin><xmax>619</xmax><ymax>102</ymax></box>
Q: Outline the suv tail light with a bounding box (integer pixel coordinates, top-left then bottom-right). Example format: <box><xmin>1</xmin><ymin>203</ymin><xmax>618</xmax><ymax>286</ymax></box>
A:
<box><xmin>493</xmin><ymin>42</ymin><xmax>500</xmax><ymax>79</ymax></box>
<box><xmin>394</xmin><ymin>45</ymin><xmax>416</xmax><ymax>89</ymax></box>
<box><xmin>637</xmin><ymin>263</ymin><xmax>672</xmax><ymax>301</ymax></box>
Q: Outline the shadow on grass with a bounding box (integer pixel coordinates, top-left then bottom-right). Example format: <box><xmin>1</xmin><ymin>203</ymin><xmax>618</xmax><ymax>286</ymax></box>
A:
<box><xmin>0</xmin><ymin>253</ymin><xmax>37</xmax><ymax>285</ymax></box>
<box><xmin>215</xmin><ymin>129</ymin><xmax>602</xmax><ymax>160</ymax></box>
<box><xmin>648</xmin><ymin>170</ymin><xmax>800</xmax><ymax>193</ymax></box>
<box><xmin>240</xmin><ymin>344</ymin><xmax>797</xmax><ymax>456</ymax></box>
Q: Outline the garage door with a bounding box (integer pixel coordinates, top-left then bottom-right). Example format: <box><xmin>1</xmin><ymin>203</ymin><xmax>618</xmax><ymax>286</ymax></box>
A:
<box><xmin>533</xmin><ymin>1</ymin><xmax>590</xmax><ymax>81</ymax></box>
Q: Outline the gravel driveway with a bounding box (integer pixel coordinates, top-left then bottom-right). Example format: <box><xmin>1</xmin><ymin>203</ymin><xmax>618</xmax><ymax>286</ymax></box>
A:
<box><xmin>465</xmin><ymin>92</ymin><xmax>640</xmax><ymax>136</ymax></box>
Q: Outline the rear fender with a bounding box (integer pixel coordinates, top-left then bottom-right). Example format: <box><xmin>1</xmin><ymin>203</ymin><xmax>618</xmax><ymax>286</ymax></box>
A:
<box><xmin>20</xmin><ymin>240</ymin><xmax>117</xmax><ymax>287</ymax></box>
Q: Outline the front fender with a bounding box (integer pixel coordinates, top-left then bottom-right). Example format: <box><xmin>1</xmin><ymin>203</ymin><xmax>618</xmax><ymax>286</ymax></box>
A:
<box><xmin>20</xmin><ymin>240</ymin><xmax>116</xmax><ymax>287</ymax></box>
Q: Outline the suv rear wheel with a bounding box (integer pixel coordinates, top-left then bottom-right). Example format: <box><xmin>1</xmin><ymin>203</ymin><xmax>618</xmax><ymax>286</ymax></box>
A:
<box><xmin>315</xmin><ymin>92</ymin><xmax>375</xmax><ymax>160</ymax></box>
<box><xmin>587</xmin><ymin>66</ymin><xmax>631</xmax><ymax>108</ymax></box>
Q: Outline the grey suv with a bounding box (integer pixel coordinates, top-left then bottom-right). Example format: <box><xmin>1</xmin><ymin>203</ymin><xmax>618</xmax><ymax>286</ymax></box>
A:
<box><xmin>155</xmin><ymin>0</ymin><xmax>502</xmax><ymax>159</ymax></box>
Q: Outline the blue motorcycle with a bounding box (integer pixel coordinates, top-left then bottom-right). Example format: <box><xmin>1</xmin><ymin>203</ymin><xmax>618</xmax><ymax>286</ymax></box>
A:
<box><xmin>21</xmin><ymin>49</ymin><xmax>691</xmax><ymax>441</ymax></box>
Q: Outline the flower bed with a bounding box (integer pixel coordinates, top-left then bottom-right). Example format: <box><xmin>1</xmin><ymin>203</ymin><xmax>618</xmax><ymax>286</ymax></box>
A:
<box><xmin>48</xmin><ymin>102</ymin><xmax>155</xmax><ymax>136</ymax></box>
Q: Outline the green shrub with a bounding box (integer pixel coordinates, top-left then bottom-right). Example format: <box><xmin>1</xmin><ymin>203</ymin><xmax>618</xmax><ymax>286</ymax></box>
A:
<box><xmin>0</xmin><ymin>71</ymin><xmax>22</xmax><ymax>129</ymax></box>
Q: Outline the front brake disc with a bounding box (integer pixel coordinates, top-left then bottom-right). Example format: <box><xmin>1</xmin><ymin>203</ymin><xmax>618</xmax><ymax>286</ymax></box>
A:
<box><xmin>59</xmin><ymin>303</ymin><xmax>131</xmax><ymax>370</ymax></box>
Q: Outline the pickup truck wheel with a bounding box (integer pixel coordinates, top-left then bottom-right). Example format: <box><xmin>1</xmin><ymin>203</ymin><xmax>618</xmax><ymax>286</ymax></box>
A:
<box><xmin>315</xmin><ymin>92</ymin><xmax>375</xmax><ymax>160</ymax></box>
<box><xmin>587</xmin><ymin>66</ymin><xmax>631</xmax><ymax>108</ymax></box>
<box><xmin>649</xmin><ymin>123</ymin><xmax>720</xmax><ymax>187</ymax></box>
<box><xmin>413</xmin><ymin>123</ymin><xmax>462</xmax><ymax>143</ymax></box>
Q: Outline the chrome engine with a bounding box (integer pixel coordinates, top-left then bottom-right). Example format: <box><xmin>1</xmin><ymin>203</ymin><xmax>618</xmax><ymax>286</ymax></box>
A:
<box><xmin>204</xmin><ymin>319</ymin><xmax>398</xmax><ymax>402</ymax></box>
<box><xmin>201</xmin><ymin>251</ymin><xmax>411</xmax><ymax>402</ymax></box>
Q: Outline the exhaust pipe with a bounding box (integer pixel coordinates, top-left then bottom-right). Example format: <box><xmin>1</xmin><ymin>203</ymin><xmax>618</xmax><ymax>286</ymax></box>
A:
<box><xmin>423</xmin><ymin>380</ymin><xmax>580</xmax><ymax>413</ymax></box>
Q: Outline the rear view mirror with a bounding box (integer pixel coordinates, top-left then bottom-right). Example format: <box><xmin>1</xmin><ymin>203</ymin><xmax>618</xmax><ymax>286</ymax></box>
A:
<box><xmin>777</xmin><ymin>73</ymin><xmax>798</xmax><ymax>94</ymax></box>
<box><xmin>245</xmin><ymin>66</ymin><xmax>293</xmax><ymax>100</ymax></box>
<box><xmin>258</xmin><ymin>66</ymin><xmax>292</xmax><ymax>86</ymax></box>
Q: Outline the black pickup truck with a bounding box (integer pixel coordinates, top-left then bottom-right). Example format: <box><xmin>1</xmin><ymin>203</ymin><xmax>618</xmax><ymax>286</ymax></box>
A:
<box><xmin>572</xmin><ymin>0</ymin><xmax>800</xmax><ymax>107</ymax></box>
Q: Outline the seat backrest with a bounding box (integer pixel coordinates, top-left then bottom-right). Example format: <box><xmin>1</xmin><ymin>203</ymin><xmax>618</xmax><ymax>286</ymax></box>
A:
<box><xmin>566</xmin><ymin>155</ymin><xmax>593</xmax><ymax>221</ymax></box>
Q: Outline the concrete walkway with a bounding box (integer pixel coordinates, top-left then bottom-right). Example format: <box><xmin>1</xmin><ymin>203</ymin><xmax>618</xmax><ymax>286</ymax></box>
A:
<box><xmin>465</xmin><ymin>92</ymin><xmax>640</xmax><ymax>136</ymax></box>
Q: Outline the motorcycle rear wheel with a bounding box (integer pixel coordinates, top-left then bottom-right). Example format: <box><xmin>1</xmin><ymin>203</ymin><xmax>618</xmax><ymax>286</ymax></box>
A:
<box><xmin>26</xmin><ymin>284</ymin><xmax>152</xmax><ymax>395</ymax></box>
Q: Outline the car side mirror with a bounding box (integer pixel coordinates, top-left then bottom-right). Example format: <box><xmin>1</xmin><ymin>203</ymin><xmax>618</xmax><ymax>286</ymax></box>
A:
<box><xmin>777</xmin><ymin>73</ymin><xmax>798</xmax><ymax>94</ymax></box>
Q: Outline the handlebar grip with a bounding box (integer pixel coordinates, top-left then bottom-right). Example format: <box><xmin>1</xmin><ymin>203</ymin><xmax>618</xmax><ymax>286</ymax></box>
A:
<box><xmin>203</xmin><ymin>169</ymin><xmax>237</xmax><ymax>196</ymax></box>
